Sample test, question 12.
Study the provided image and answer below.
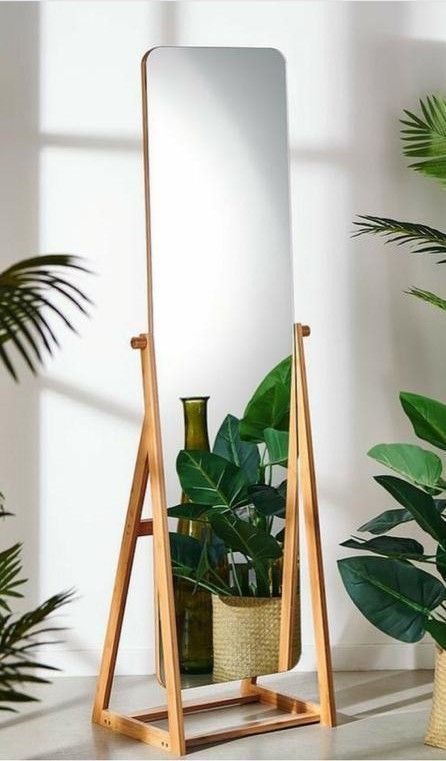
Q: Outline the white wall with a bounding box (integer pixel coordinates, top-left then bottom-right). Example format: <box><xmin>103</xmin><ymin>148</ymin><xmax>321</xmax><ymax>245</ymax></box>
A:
<box><xmin>1</xmin><ymin>0</ymin><xmax>446</xmax><ymax>675</ymax></box>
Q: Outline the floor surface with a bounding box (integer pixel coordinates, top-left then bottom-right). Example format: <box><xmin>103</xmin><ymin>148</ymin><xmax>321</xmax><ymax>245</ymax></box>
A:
<box><xmin>0</xmin><ymin>671</ymin><xmax>444</xmax><ymax>760</ymax></box>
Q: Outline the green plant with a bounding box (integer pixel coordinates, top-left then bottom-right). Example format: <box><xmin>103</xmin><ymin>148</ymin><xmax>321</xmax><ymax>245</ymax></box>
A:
<box><xmin>0</xmin><ymin>254</ymin><xmax>90</xmax><ymax>710</ymax></box>
<box><xmin>354</xmin><ymin>95</ymin><xmax>446</xmax><ymax>311</ymax></box>
<box><xmin>339</xmin><ymin>95</ymin><xmax>446</xmax><ymax>650</ymax></box>
<box><xmin>169</xmin><ymin>357</ymin><xmax>291</xmax><ymax>599</ymax></box>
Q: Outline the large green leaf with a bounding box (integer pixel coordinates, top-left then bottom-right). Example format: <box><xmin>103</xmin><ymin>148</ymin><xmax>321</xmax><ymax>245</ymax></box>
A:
<box><xmin>176</xmin><ymin>450</ymin><xmax>247</xmax><ymax>508</ymax></box>
<box><xmin>248</xmin><ymin>484</ymin><xmax>286</xmax><ymax>517</ymax></box>
<box><xmin>368</xmin><ymin>443</ymin><xmax>442</xmax><ymax>490</ymax></box>
<box><xmin>400</xmin><ymin>392</ymin><xmax>446</xmax><ymax>451</ymax></box>
<box><xmin>213</xmin><ymin>414</ymin><xmax>260</xmax><ymax>484</ymax></box>
<box><xmin>341</xmin><ymin>535</ymin><xmax>424</xmax><ymax>559</ymax></box>
<box><xmin>375</xmin><ymin>476</ymin><xmax>446</xmax><ymax>548</ymax></box>
<box><xmin>359</xmin><ymin>508</ymin><xmax>413</xmax><ymax>534</ymax></box>
<box><xmin>208</xmin><ymin>511</ymin><xmax>282</xmax><ymax>562</ymax></box>
<box><xmin>425</xmin><ymin>619</ymin><xmax>446</xmax><ymax>649</ymax></box>
<box><xmin>359</xmin><ymin>499</ymin><xmax>446</xmax><ymax>535</ymax></box>
<box><xmin>436</xmin><ymin>545</ymin><xmax>446</xmax><ymax>582</ymax></box>
<box><xmin>169</xmin><ymin>533</ymin><xmax>231</xmax><ymax>596</ymax></box>
<box><xmin>239</xmin><ymin>356</ymin><xmax>291</xmax><ymax>443</ymax></box>
<box><xmin>169</xmin><ymin>532</ymin><xmax>202</xmax><ymax>570</ymax></box>
<box><xmin>264</xmin><ymin>428</ymin><xmax>289</xmax><ymax>467</ymax></box>
<box><xmin>338</xmin><ymin>556</ymin><xmax>446</xmax><ymax>642</ymax></box>
<box><xmin>167</xmin><ymin>503</ymin><xmax>213</xmax><ymax>521</ymax></box>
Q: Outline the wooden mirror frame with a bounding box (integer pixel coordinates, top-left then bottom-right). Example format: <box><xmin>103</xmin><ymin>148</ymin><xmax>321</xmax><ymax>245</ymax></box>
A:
<box><xmin>92</xmin><ymin>48</ymin><xmax>336</xmax><ymax>756</ymax></box>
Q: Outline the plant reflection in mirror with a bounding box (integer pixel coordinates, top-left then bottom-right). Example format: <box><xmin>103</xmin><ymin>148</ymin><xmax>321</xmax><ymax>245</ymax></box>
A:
<box><xmin>168</xmin><ymin>356</ymin><xmax>291</xmax><ymax>599</ymax></box>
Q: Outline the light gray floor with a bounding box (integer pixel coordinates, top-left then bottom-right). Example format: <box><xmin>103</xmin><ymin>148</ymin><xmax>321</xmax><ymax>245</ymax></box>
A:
<box><xmin>0</xmin><ymin>671</ymin><xmax>444</xmax><ymax>760</ymax></box>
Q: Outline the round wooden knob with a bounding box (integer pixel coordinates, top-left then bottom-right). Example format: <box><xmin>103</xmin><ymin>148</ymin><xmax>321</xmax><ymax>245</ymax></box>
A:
<box><xmin>130</xmin><ymin>335</ymin><xmax>147</xmax><ymax>350</ymax></box>
<box><xmin>301</xmin><ymin>325</ymin><xmax>311</xmax><ymax>337</ymax></box>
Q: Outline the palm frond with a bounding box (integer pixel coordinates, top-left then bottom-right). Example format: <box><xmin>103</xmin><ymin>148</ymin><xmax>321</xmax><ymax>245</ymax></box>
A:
<box><xmin>0</xmin><ymin>586</ymin><xmax>74</xmax><ymax>711</ymax></box>
<box><xmin>0</xmin><ymin>510</ymin><xmax>74</xmax><ymax>710</ymax></box>
<box><xmin>0</xmin><ymin>493</ymin><xmax>13</xmax><ymax>520</ymax></box>
<box><xmin>407</xmin><ymin>287</ymin><xmax>446</xmax><ymax>311</ymax></box>
<box><xmin>401</xmin><ymin>95</ymin><xmax>446</xmax><ymax>185</ymax></box>
<box><xmin>0</xmin><ymin>255</ymin><xmax>92</xmax><ymax>380</ymax></box>
<box><xmin>353</xmin><ymin>215</ymin><xmax>446</xmax><ymax>260</ymax></box>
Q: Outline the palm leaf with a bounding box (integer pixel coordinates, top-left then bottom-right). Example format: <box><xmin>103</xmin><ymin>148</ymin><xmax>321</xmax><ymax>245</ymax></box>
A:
<box><xmin>0</xmin><ymin>510</ymin><xmax>74</xmax><ymax>710</ymax></box>
<box><xmin>406</xmin><ymin>288</ymin><xmax>446</xmax><ymax>311</ymax></box>
<box><xmin>0</xmin><ymin>255</ymin><xmax>91</xmax><ymax>380</ymax></box>
<box><xmin>353</xmin><ymin>216</ymin><xmax>446</xmax><ymax>261</ymax></box>
<box><xmin>401</xmin><ymin>95</ymin><xmax>446</xmax><ymax>185</ymax></box>
<box><xmin>0</xmin><ymin>587</ymin><xmax>74</xmax><ymax>711</ymax></box>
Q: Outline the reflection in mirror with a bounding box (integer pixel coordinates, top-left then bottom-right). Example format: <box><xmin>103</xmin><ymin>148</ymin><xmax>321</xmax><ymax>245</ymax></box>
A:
<box><xmin>144</xmin><ymin>47</ymin><xmax>299</xmax><ymax>687</ymax></box>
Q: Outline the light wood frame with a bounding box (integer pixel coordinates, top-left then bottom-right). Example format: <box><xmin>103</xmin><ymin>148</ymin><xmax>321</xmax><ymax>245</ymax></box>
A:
<box><xmin>92</xmin><ymin>51</ymin><xmax>335</xmax><ymax>755</ymax></box>
<box><xmin>92</xmin><ymin>324</ymin><xmax>336</xmax><ymax>755</ymax></box>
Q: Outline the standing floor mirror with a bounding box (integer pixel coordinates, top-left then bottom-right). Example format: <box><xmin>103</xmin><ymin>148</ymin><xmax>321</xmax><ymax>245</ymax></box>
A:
<box><xmin>93</xmin><ymin>46</ymin><xmax>335</xmax><ymax>755</ymax></box>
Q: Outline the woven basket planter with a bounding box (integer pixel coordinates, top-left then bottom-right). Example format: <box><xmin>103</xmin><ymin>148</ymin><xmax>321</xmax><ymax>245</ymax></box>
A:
<box><xmin>212</xmin><ymin>595</ymin><xmax>300</xmax><ymax>683</ymax></box>
<box><xmin>425</xmin><ymin>647</ymin><xmax>446</xmax><ymax>750</ymax></box>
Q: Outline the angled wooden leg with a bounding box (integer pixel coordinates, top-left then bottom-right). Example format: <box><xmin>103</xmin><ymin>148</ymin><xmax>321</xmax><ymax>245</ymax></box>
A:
<box><xmin>140</xmin><ymin>334</ymin><xmax>186</xmax><ymax>755</ymax></box>
<box><xmin>295</xmin><ymin>323</ymin><xmax>336</xmax><ymax>727</ymax></box>
<box><xmin>279</xmin><ymin>327</ymin><xmax>299</xmax><ymax>670</ymax></box>
<box><xmin>92</xmin><ymin>422</ymin><xmax>149</xmax><ymax>722</ymax></box>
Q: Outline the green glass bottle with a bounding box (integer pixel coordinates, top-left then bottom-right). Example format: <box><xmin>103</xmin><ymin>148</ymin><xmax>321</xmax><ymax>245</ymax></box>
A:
<box><xmin>175</xmin><ymin>396</ymin><xmax>213</xmax><ymax>674</ymax></box>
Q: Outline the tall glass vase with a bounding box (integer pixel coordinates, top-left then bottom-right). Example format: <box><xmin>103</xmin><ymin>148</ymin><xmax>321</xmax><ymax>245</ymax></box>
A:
<box><xmin>175</xmin><ymin>397</ymin><xmax>213</xmax><ymax>674</ymax></box>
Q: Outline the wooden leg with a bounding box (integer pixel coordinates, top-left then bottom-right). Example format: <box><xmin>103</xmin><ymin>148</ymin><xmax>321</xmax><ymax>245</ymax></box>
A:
<box><xmin>92</xmin><ymin>423</ymin><xmax>149</xmax><ymax>721</ymax></box>
<box><xmin>295</xmin><ymin>323</ymin><xmax>336</xmax><ymax>727</ymax></box>
<box><xmin>141</xmin><ymin>335</ymin><xmax>186</xmax><ymax>755</ymax></box>
<box><xmin>279</xmin><ymin>331</ymin><xmax>299</xmax><ymax>670</ymax></box>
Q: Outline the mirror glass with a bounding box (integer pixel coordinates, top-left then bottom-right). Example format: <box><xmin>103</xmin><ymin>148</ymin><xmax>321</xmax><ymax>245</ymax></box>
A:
<box><xmin>144</xmin><ymin>47</ymin><xmax>299</xmax><ymax>687</ymax></box>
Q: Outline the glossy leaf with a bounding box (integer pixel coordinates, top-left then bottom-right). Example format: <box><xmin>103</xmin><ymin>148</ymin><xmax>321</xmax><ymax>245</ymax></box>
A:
<box><xmin>169</xmin><ymin>533</ymin><xmax>202</xmax><ymax>570</ymax></box>
<box><xmin>375</xmin><ymin>476</ymin><xmax>446</xmax><ymax>548</ymax></box>
<box><xmin>264</xmin><ymin>428</ymin><xmax>289</xmax><ymax>466</ymax></box>
<box><xmin>358</xmin><ymin>508</ymin><xmax>413</xmax><ymax>534</ymax></box>
<box><xmin>358</xmin><ymin>499</ymin><xmax>446</xmax><ymax>535</ymax></box>
<box><xmin>368</xmin><ymin>443</ymin><xmax>442</xmax><ymax>490</ymax></box>
<box><xmin>338</xmin><ymin>556</ymin><xmax>446</xmax><ymax>642</ymax></box>
<box><xmin>208</xmin><ymin>511</ymin><xmax>282</xmax><ymax>562</ymax></box>
<box><xmin>400</xmin><ymin>392</ymin><xmax>446</xmax><ymax>451</ymax></box>
<box><xmin>341</xmin><ymin>535</ymin><xmax>424</xmax><ymax>559</ymax></box>
<box><xmin>167</xmin><ymin>503</ymin><xmax>213</xmax><ymax>521</ymax></box>
<box><xmin>176</xmin><ymin>450</ymin><xmax>247</xmax><ymax>508</ymax></box>
<box><xmin>425</xmin><ymin>619</ymin><xmax>446</xmax><ymax>649</ymax></box>
<box><xmin>249</xmin><ymin>484</ymin><xmax>286</xmax><ymax>517</ymax></box>
<box><xmin>437</xmin><ymin>545</ymin><xmax>446</xmax><ymax>582</ymax></box>
<box><xmin>213</xmin><ymin>414</ymin><xmax>259</xmax><ymax>484</ymax></box>
<box><xmin>239</xmin><ymin>356</ymin><xmax>291</xmax><ymax>442</ymax></box>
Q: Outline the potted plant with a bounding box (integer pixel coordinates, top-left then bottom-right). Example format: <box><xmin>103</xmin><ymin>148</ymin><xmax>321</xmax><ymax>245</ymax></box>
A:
<box><xmin>339</xmin><ymin>95</ymin><xmax>446</xmax><ymax>748</ymax></box>
<box><xmin>169</xmin><ymin>357</ymin><xmax>300</xmax><ymax>682</ymax></box>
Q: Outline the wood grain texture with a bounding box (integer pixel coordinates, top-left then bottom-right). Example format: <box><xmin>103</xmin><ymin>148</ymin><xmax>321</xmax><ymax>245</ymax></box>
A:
<box><xmin>141</xmin><ymin>335</ymin><xmax>186</xmax><ymax>754</ymax></box>
<box><xmin>295</xmin><ymin>323</ymin><xmax>336</xmax><ymax>727</ymax></box>
<box><xmin>91</xmin><ymin>424</ymin><xmax>149</xmax><ymax>722</ymax></box>
<box><xmin>279</xmin><ymin>327</ymin><xmax>299</xmax><ymax>670</ymax></box>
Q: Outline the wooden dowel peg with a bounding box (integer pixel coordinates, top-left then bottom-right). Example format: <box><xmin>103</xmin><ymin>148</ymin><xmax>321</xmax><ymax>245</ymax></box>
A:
<box><xmin>131</xmin><ymin>335</ymin><xmax>148</xmax><ymax>350</ymax></box>
<box><xmin>302</xmin><ymin>325</ymin><xmax>310</xmax><ymax>337</ymax></box>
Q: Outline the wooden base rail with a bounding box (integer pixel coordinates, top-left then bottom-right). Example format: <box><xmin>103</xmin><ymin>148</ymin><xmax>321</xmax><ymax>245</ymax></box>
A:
<box><xmin>95</xmin><ymin>685</ymin><xmax>322</xmax><ymax>753</ymax></box>
<box><xmin>92</xmin><ymin>323</ymin><xmax>336</xmax><ymax>755</ymax></box>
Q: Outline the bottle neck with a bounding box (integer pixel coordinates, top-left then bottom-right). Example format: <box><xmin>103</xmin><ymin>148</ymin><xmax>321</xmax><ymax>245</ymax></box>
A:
<box><xmin>181</xmin><ymin>397</ymin><xmax>210</xmax><ymax>451</ymax></box>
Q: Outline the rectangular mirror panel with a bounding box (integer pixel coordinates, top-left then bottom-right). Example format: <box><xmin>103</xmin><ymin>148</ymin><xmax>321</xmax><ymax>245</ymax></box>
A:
<box><xmin>145</xmin><ymin>47</ymin><xmax>299</xmax><ymax>687</ymax></box>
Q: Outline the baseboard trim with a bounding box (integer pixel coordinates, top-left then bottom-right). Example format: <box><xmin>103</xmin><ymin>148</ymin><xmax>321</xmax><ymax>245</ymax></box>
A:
<box><xmin>36</xmin><ymin>642</ymin><xmax>436</xmax><ymax>677</ymax></box>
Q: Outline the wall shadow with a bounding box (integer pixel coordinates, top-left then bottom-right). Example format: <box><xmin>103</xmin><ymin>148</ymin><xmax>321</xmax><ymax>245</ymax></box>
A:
<box><xmin>0</xmin><ymin>3</ymin><xmax>40</xmax><ymax>605</ymax></box>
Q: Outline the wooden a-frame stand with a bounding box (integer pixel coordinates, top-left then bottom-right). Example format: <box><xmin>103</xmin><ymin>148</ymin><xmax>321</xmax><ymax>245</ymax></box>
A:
<box><xmin>92</xmin><ymin>322</ymin><xmax>336</xmax><ymax>755</ymax></box>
